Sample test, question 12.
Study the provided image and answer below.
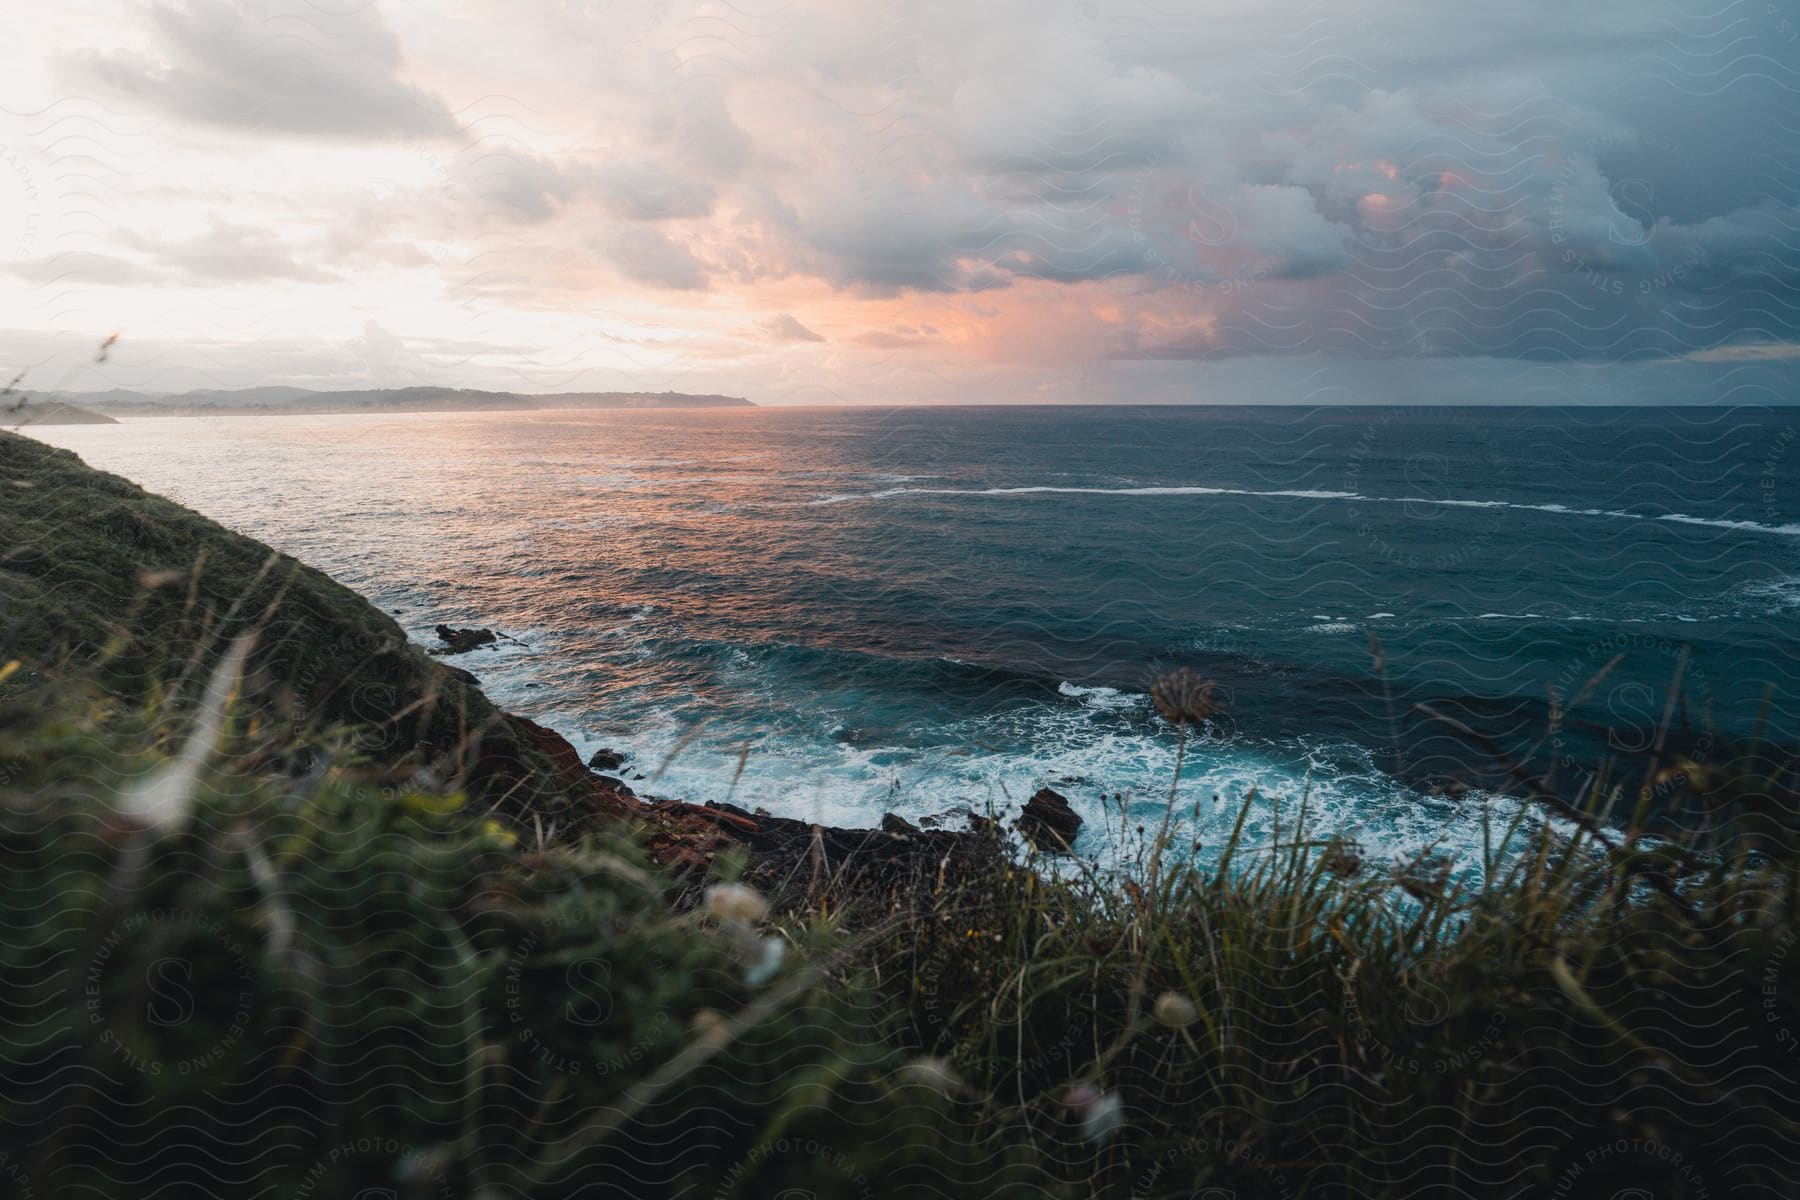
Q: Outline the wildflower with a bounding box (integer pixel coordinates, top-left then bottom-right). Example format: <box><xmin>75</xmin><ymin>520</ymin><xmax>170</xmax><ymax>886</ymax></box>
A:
<box><xmin>742</xmin><ymin>934</ymin><xmax>785</xmax><ymax>986</ymax></box>
<box><xmin>1063</xmin><ymin>1083</ymin><xmax>1124</xmax><ymax>1143</ymax></box>
<box><xmin>1153</xmin><ymin>991</ymin><xmax>1199</xmax><ymax>1028</ymax></box>
<box><xmin>691</xmin><ymin>1007</ymin><xmax>728</xmax><ymax>1043</ymax></box>
<box><xmin>1150</xmin><ymin>668</ymin><xmax>1218</xmax><ymax>725</ymax></box>
<box><xmin>704</xmin><ymin>882</ymin><xmax>768</xmax><ymax>925</ymax></box>
<box><xmin>900</xmin><ymin>1056</ymin><xmax>963</xmax><ymax>1095</ymax></box>
<box><xmin>117</xmin><ymin>632</ymin><xmax>255</xmax><ymax>831</ymax></box>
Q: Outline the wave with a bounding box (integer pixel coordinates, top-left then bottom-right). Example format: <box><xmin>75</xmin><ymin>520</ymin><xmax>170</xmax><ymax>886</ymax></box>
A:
<box><xmin>1741</xmin><ymin>575</ymin><xmax>1800</xmax><ymax>611</ymax></box>
<box><xmin>809</xmin><ymin>482</ymin><xmax>1800</xmax><ymax>537</ymax></box>
<box><xmin>591</xmin><ymin>696</ymin><xmax>1566</xmax><ymax>880</ymax></box>
<box><xmin>808</xmin><ymin>484</ymin><xmax>1360</xmax><ymax>505</ymax></box>
<box><xmin>1058</xmin><ymin>680</ymin><xmax>1144</xmax><ymax>711</ymax></box>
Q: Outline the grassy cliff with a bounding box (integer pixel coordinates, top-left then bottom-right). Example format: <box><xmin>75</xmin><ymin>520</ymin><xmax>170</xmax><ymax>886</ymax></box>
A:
<box><xmin>2</xmin><ymin>430</ymin><xmax>1797</xmax><ymax>1198</ymax></box>
<box><xmin>0</xmin><ymin>430</ymin><xmax>586</xmax><ymax>816</ymax></box>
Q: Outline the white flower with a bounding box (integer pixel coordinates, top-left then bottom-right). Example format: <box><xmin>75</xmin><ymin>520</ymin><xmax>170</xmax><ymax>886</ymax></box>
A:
<box><xmin>743</xmin><ymin>935</ymin><xmax>785</xmax><ymax>986</ymax></box>
<box><xmin>704</xmin><ymin>883</ymin><xmax>768</xmax><ymax>926</ymax></box>
<box><xmin>900</xmin><ymin>1056</ymin><xmax>963</xmax><ymax>1095</ymax></box>
<box><xmin>1063</xmin><ymin>1084</ymin><xmax>1125</xmax><ymax>1143</ymax></box>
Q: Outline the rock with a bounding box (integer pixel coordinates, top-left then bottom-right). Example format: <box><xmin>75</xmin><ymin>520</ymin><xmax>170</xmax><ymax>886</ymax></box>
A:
<box><xmin>435</xmin><ymin>623</ymin><xmax>498</xmax><ymax>654</ymax></box>
<box><xmin>881</xmin><ymin>812</ymin><xmax>921</xmax><ymax>837</ymax></box>
<box><xmin>963</xmin><ymin>810</ymin><xmax>1000</xmax><ymax>837</ymax></box>
<box><xmin>1015</xmin><ymin>786</ymin><xmax>1082</xmax><ymax>852</ymax></box>
<box><xmin>587</xmin><ymin>747</ymin><xmax>627</xmax><ymax>772</ymax></box>
<box><xmin>442</xmin><ymin>665</ymin><xmax>480</xmax><ymax>686</ymax></box>
<box><xmin>594</xmin><ymin>775</ymin><xmax>637</xmax><ymax>798</ymax></box>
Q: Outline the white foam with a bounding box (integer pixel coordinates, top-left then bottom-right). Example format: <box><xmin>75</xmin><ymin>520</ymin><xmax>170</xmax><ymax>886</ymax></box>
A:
<box><xmin>1741</xmin><ymin>575</ymin><xmax>1800</xmax><ymax>611</ymax></box>
<box><xmin>1659</xmin><ymin>512</ymin><xmax>1800</xmax><ymax>536</ymax></box>
<box><xmin>1058</xmin><ymin>681</ymin><xmax>1144</xmax><ymax>711</ymax></box>
<box><xmin>806</xmin><ymin>482</ymin><xmax>1800</xmax><ymax>538</ymax></box>
<box><xmin>808</xmin><ymin>484</ymin><xmax>1358</xmax><ymax>506</ymax></box>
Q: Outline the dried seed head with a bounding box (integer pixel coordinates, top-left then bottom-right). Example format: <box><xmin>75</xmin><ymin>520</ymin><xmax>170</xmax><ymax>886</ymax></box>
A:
<box><xmin>1153</xmin><ymin>991</ymin><xmax>1200</xmax><ymax>1028</ymax></box>
<box><xmin>1151</xmin><ymin>668</ymin><xmax>1218</xmax><ymax>725</ymax></box>
<box><xmin>691</xmin><ymin>1008</ymin><xmax>728</xmax><ymax>1044</ymax></box>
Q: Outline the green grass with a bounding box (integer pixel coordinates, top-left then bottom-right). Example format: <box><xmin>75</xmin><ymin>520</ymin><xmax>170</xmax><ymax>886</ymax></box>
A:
<box><xmin>3</xmin><ymin>668</ymin><xmax>1794</xmax><ymax>1197</ymax></box>
<box><xmin>3</xmin><ymin>430</ymin><xmax>1798</xmax><ymax>1197</ymax></box>
<box><xmin>0</xmin><ymin>430</ymin><xmax>573</xmax><ymax>813</ymax></box>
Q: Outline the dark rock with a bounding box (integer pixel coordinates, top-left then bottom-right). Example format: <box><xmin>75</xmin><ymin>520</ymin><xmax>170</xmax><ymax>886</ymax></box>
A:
<box><xmin>587</xmin><ymin>747</ymin><xmax>627</xmax><ymax>772</ymax></box>
<box><xmin>692</xmin><ymin>799</ymin><xmax>1003</xmax><ymax>910</ymax></box>
<box><xmin>435</xmin><ymin>623</ymin><xmax>498</xmax><ymax>654</ymax></box>
<box><xmin>442</xmin><ymin>665</ymin><xmax>480</xmax><ymax>686</ymax></box>
<box><xmin>881</xmin><ymin>812</ymin><xmax>921</xmax><ymax>837</ymax></box>
<box><xmin>1015</xmin><ymin>786</ymin><xmax>1082</xmax><ymax>852</ymax></box>
<box><xmin>594</xmin><ymin>775</ymin><xmax>636</xmax><ymax>798</ymax></box>
<box><xmin>963</xmin><ymin>810</ymin><xmax>1000</xmax><ymax>837</ymax></box>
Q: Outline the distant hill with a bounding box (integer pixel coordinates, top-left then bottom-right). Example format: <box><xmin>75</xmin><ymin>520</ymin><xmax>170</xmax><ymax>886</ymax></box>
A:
<box><xmin>1</xmin><ymin>399</ymin><xmax>118</xmax><ymax>426</ymax></box>
<box><xmin>45</xmin><ymin>386</ymin><xmax>753</xmax><ymax>415</ymax></box>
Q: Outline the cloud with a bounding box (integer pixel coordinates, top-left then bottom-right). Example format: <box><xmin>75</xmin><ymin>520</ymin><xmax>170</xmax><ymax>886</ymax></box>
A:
<box><xmin>761</xmin><ymin>313</ymin><xmax>823</xmax><ymax>343</ymax></box>
<box><xmin>121</xmin><ymin>219</ymin><xmax>336</xmax><ymax>283</ymax></box>
<box><xmin>15</xmin><ymin>0</ymin><xmax>1800</xmax><ymax>378</ymax></box>
<box><xmin>595</xmin><ymin>164</ymin><xmax>717</xmax><ymax>221</ymax></box>
<box><xmin>856</xmin><ymin>327</ymin><xmax>934</xmax><ymax>350</ymax></box>
<box><xmin>1685</xmin><ymin>341</ymin><xmax>1800</xmax><ymax>363</ymax></box>
<box><xmin>13</xmin><ymin>218</ymin><xmax>334</xmax><ymax>286</ymax></box>
<box><xmin>68</xmin><ymin>0</ymin><xmax>458</xmax><ymax>139</ymax></box>
<box><xmin>602</xmin><ymin>227</ymin><xmax>707</xmax><ymax>290</ymax></box>
<box><xmin>458</xmin><ymin>149</ymin><xmax>575</xmax><ymax>224</ymax></box>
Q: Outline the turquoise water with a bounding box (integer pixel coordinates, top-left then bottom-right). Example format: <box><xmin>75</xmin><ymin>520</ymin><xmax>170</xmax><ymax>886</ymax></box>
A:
<box><xmin>35</xmin><ymin>405</ymin><xmax>1800</xmax><ymax>868</ymax></box>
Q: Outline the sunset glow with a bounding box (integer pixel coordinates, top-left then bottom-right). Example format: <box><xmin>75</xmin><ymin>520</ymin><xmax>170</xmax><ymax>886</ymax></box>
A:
<box><xmin>3</xmin><ymin>1</ymin><xmax>1798</xmax><ymax>403</ymax></box>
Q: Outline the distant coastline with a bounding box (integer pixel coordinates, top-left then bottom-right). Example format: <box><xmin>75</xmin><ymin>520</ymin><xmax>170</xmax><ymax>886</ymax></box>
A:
<box><xmin>36</xmin><ymin>385</ymin><xmax>754</xmax><ymax>417</ymax></box>
<box><xmin>1</xmin><ymin>400</ymin><xmax>118</xmax><ymax>426</ymax></box>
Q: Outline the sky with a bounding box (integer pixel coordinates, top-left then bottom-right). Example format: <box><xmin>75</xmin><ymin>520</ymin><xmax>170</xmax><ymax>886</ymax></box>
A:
<box><xmin>3</xmin><ymin>0</ymin><xmax>1800</xmax><ymax>404</ymax></box>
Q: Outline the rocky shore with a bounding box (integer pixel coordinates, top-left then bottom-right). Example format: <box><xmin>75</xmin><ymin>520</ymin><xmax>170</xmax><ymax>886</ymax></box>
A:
<box><xmin>496</xmin><ymin>709</ymin><xmax>1010</xmax><ymax>912</ymax></box>
<box><xmin>0</xmin><ymin>427</ymin><xmax>1011</xmax><ymax>912</ymax></box>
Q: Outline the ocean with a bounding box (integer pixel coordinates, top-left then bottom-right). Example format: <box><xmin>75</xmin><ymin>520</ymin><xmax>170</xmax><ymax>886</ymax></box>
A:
<box><xmin>33</xmin><ymin>405</ymin><xmax>1800</xmax><ymax>871</ymax></box>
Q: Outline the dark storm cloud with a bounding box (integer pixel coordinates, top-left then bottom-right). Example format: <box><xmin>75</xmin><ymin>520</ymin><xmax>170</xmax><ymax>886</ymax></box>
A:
<box><xmin>68</xmin><ymin>0</ymin><xmax>458</xmax><ymax>139</ymax></box>
<box><xmin>692</xmin><ymin>0</ymin><xmax>1800</xmax><ymax>360</ymax></box>
<box><xmin>37</xmin><ymin>0</ymin><xmax>1800</xmax><ymax>362</ymax></box>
